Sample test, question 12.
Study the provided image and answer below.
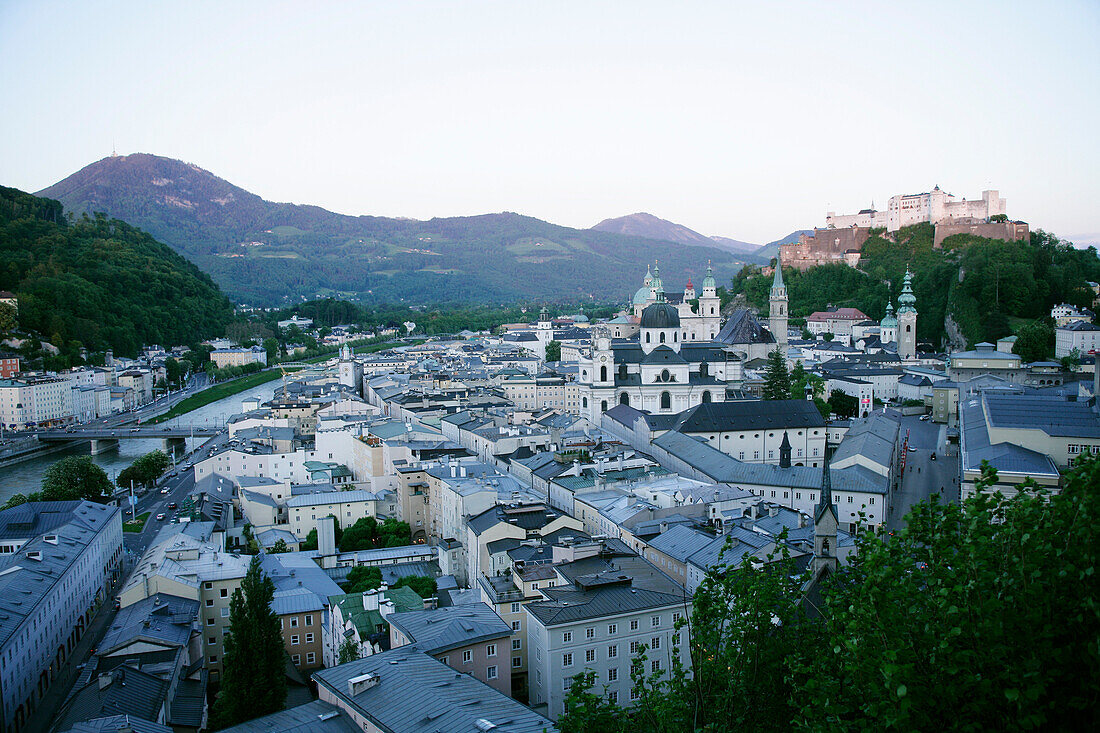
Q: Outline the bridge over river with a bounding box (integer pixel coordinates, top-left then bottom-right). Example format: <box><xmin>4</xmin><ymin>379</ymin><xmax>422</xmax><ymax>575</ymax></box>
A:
<box><xmin>38</xmin><ymin>426</ymin><xmax>220</xmax><ymax>454</ymax></box>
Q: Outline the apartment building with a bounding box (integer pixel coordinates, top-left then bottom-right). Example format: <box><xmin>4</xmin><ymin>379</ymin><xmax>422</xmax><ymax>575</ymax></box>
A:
<box><xmin>387</xmin><ymin>603</ymin><xmax>515</xmax><ymax>696</ymax></box>
<box><xmin>0</xmin><ymin>501</ymin><xmax>123</xmax><ymax>733</ymax></box>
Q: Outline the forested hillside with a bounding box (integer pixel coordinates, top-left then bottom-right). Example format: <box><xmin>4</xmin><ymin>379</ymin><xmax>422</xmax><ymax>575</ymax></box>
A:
<box><xmin>0</xmin><ymin>186</ymin><xmax>234</xmax><ymax>357</ymax></box>
<box><xmin>38</xmin><ymin>154</ymin><xmax>747</xmax><ymax>306</ymax></box>
<box><xmin>732</xmin><ymin>224</ymin><xmax>1100</xmax><ymax>349</ymax></box>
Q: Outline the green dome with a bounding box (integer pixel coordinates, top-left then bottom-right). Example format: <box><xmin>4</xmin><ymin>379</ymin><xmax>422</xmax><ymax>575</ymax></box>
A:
<box><xmin>880</xmin><ymin>302</ymin><xmax>897</xmax><ymax>328</ymax></box>
<box><xmin>633</xmin><ymin>286</ymin><xmax>652</xmax><ymax>305</ymax></box>
<box><xmin>702</xmin><ymin>263</ymin><xmax>716</xmax><ymax>289</ymax></box>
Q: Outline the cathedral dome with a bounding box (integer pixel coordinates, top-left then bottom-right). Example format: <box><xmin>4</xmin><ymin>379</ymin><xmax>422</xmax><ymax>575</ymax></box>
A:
<box><xmin>633</xmin><ymin>285</ymin><xmax>651</xmax><ymax>305</ymax></box>
<box><xmin>640</xmin><ymin>302</ymin><xmax>681</xmax><ymax>329</ymax></box>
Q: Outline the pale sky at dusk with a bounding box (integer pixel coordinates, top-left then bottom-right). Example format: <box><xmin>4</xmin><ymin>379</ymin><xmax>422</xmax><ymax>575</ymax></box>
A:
<box><xmin>2</xmin><ymin>0</ymin><xmax>1097</xmax><ymax>244</ymax></box>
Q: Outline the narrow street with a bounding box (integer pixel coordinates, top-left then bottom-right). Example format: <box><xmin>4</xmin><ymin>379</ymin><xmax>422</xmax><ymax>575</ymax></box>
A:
<box><xmin>888</xmin><ymin>415</ymin><xmax>960</xmax><ymax>531</ymax></box>
<box><xmin>27</xmin><ymin>437</ymin><xmax>212</xmax><ymax>732</ymax></box>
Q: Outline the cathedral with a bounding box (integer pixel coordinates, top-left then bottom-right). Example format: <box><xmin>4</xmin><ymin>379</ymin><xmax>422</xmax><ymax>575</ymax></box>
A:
<box><xmin>631</xmin><ymin>263</ymin><xmax>722</xmax><ymax>342</ymax></box>
<box><xmin>578</xmin><ymin>264</ymin><xmax>790</xmax><ymax>423</ymax></box>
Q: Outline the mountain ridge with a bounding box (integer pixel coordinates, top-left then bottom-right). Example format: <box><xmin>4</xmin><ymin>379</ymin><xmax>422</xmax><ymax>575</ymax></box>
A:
<box><xmin>37</xmin><ymin>154</ymin><xmax>749</xmax><ymax>307</ymax></box>
<box><xmin>591</xmin><ymin>211</ymin><xmax>762</xmax><ymax>256</ymax></box>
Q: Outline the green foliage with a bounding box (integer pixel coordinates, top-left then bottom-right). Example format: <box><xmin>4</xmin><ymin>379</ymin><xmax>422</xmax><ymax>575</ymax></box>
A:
<box><xmin>338</xmin><ymin>637</ymin><xmax>361</xmax><ymax>665</ymax></box>
<box><xmin>392</xmin><ymin>575</ymin><xmax>436</xmax><ymax>599</ymax></box>
<box><xmin>561</xmin><ymin>456</ymin><xmax>1100</xmax><ymax>732</ymax></box>
<box><xmin>729</xmin><ymin>225</ymin><xmax>1100</xmax><ymax>350</ymax></box>
<box><xmin>828</xmin><ymin>389</ymin><xmax>858</xmax><ymax>419</ymax></box>
<box><xmin>0</xmin><ymin>186</ymin><xmax>233</xmax><ymax>358</ymax></box>
<box><xmin>210</xmin><ymin>556</ymin><xmax>287</xmax><ymax>729</ymax></box>
<box><xmin>545</xmin><ymin>340</ymin><xmax>562</xmax><ymax>362</ymax></box>
<box><xmin>1012</xmin><ymin>320</ymin><xmax>1055</xmax><ymax>363</ymax></box>
<box><xmin>1060</xmin><ymin>348</ymin><xmax>1081</xmax><ymax>372</ymax></box>
<box><xmin>41</xmin><ymin>455</ymin><xmax>113</xmax><ymax>502</ymax></box>
<box><xmin>345</xmin><ymin>566</ymin><xmax>383</xmax><ymax>593</ymax></box>
<box><xmin>2</xmin><ymin>493</ymin><xmax>30</xmax><ymax>510</ymax></box>
<box><xmin>790</xmin><ymin>361</ymin><xmax>830</xmax><ymax>419</ymax></box>
<box><xmin>0</xmin><ymin>302</ymin><xmax>16</xmax><ymax>333</ymax></box>
<box><xmin>301</xmin><ymin>514</ymin><xmax>342</xmax><ymax>551</ymax></box>
<box><xmin>762</xmin><ymin>349</ymin><xmax>791</xmax><ymax>400</ymax></box>
<box><xmin>340</xmin><ymin>517</ymin><xmax>411</xmax><ymax>552</ymax></box>
<box><xmin>116</xmin><ymin>450</ymin><xmax>171</xmax><ymax>489</ymax></box>
<box><xmin>270</xmin><ymin>538</ymin><xmax>290</xmax><ymax>554</ymax></box>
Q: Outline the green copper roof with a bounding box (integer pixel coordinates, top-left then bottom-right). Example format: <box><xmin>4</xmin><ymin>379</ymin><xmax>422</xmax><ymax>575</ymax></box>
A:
<box><xmin>897</xmin><ymin>268</ymin><xmax>917</xmax><ymax>314</ymax></box>
<box><xmin>702</xmin><ymin>262</ymin><xmax>715</xmax><ymax>289</ymax></box>
<box><xmin>880</xmin><ymin>301</ymin><xmax>897</xmax><ymax>328</ymax></box>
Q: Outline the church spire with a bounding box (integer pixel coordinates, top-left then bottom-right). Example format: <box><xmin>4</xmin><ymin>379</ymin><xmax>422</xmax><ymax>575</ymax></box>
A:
<box><xmin>772</xmin><ymin>261</ymin><xmax>785</xmax><ymax>291</ymax></box>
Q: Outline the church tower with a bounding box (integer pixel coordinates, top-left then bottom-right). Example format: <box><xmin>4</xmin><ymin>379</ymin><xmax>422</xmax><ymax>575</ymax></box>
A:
<box><xmin>896</xmin><ymin>268</ymin><xmax>917</xmax><ymax>361</ymax></box>
<box><xmin>698</xmin><ymin>262</ymin><xmax>721</xmax><ymax>340</ymax></box>
<box><xmin>769</xmin><ymin>264</ymin><xmax>789</xmax><ymax>350</ymax></box>
<box><xmin>813</xmin><ymin>454</ymin><xmax>839</xmax><ymax>577</ymax></box>
<box><xmin>880</xmin><ymin>301</ymin><xmax>898</xmax><ymax>346</ymax></box>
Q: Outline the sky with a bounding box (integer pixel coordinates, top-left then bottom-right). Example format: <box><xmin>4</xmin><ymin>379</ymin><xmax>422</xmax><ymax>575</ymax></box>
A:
<box><xmin>2</xmin><ymin>0</ymin><xmax>1098</xmax><ymax>245</ymax></box>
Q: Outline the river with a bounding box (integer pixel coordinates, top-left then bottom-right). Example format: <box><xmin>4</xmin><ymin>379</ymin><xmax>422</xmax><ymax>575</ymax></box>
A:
<box><xmin>0</xmin><ymin>380</ymin><xmax>281</xmax><ymax>504</ymax></box>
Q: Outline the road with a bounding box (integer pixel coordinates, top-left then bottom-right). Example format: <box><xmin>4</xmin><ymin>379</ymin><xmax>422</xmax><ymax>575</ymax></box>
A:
<box><xmin>31</xmin><ymin>431</ymin><xmax>220</xmax><ymax>733</ymax></box>
<box><xmin>888</xmin><ymin>414</ymin><xmax>960</xmax><ymax>531</ymax></box>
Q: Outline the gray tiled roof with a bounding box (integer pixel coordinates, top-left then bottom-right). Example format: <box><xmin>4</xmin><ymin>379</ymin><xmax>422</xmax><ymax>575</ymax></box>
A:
<box><xmin>526</xmin><ymin>583</ymin><xmax>686</xmax><ymax>626</ymax></box>
<box><xmin>55</xmin><ymin>666</ymin><xmax>168</xmax><ymax>731</ymax></box>
<box><xmin>312</xmin><ymin>647</ymin><xmax>555</xmax><ymax>733</ymax></box>
<box><xmin>644</xmin><ymin>524</ymin><xmax>716</xmax><ymax>563</ymax></box>
<box><xmin>983</xmin><ymin>392</ymin><xmax>1100</xmax><ymax>438</ymax></box>
<box><xmin>654</xmin><ymin>430</ymin><xmax>884</xmax><ymax>493</ymax></box>
<box><xmin>218</xmin><ymin>699</ymin><xmax>357</xmax><ymax>733</ymax></box>
<box><xmin>58</xmin><ymin>715</ymin><xmax>173</xmax><ymax>733</ymax></box>
<box><xmin>670</xmin><ymin>399</ymin><xmax>825</xmax><ymax>433</ymax></box>
<box><xmin>99</xmin><ymin>593</ymin><xmax>198</xmax><ymax>654</ymax></box>
<box><xmin>387</xmin><ymin>603</ymin><xmax>511</xmax><ymax>654</ymax></box>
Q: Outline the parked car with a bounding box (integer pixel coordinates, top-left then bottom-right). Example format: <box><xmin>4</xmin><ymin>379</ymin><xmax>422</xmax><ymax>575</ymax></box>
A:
<box><xmin>930</xmin><ymin>452</ymin><xmax>937</xmax><ymax>461</ymax></box>
<box><xmin>160</xmin><ymin>487</ymin><xmax>170</xmax><ymax>494</ymax></box>
<box><xmin>907</xmin><ymin>445</ymin><xmax>917</xmax><ymax>452</ymax></box>
<box><xmin>167</xmin><ymin>502</ymin><xmax>178</xmax><ymax>510</ymax></box>
<box><xmin>919</xmin><ymin>414</ymin><xmax>930</xmax><ymax>421</ymax></box>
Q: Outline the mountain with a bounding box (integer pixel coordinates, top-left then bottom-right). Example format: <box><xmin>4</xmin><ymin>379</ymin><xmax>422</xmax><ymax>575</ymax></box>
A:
<box><xmin>709</xmin><ymin>235</ymin><xmax>763</xmax><ymax>256</ymax></box>
<box><xmin>37</xmin><ymin>155</ymin><xmax>746</xmax><ymax>307</ymax></box>
<box><xmin>591</xmin><ymin>212</ymin><xmax>717</xmax><ymax>247</ymax></box>
<box><xmin>0</xmin><ymin>185</ymin><xmax>233</xmax><ymax>357</ymax></box>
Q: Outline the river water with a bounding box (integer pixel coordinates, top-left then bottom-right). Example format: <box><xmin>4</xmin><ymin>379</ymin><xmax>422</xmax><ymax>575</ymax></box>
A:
<box><xmin>0</xmin><ymin>381</ymin><xmax>280</xmax><ymax>504</ymax></box>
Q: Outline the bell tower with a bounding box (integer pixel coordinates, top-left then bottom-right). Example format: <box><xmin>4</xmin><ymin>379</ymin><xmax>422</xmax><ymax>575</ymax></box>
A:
<box><xmin>769</xmin><ymin>263</ymin><xmax>789</xmax><ymax>350</ymax></box>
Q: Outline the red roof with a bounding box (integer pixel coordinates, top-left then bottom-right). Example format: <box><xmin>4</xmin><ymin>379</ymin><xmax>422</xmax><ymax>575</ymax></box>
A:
<box><xmin>806</xmin><ymin>308</ymin><xmax>869</xmax><ymax>322</ymax></box>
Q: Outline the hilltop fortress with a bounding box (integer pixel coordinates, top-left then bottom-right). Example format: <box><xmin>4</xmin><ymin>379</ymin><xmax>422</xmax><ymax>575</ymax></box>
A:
<box><xmin>781</xmin><ymin>186</ymin><xmax>1029</xmax><ymax>271</ymax></box>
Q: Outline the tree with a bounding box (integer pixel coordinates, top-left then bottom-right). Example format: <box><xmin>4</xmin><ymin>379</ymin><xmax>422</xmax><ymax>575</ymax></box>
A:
<box><xmin>821</xmin><ymin>332</ymin><xmax>834</xmax><ymax>342</ymax></box>
<box><xmin>545</xmin><ymin>340</ymin><xmax>562</xmax><ymax>362</ymax></box>
<box><xmin>828</xmin><ymin>389</ymin><xmax>858</xmax><ymax>419</ymax></box>
<box><xmin>0</xmin><ymin>302</ymin><xmax>16</xmax><ymax>333</ymax></box>
<box><xmin>263</xmin><ymin>337</ymin><xmax>280</xmax><ymax>363</ymax></box>
<box><xmin>561</xmin><ymin>457</ymin><xmax>1100</xmax><ymax>732</ymax></box>
<box><xmin>392</xmin><ymin>575</ymin><xmax>436</xmax><ymax>599</ymax></box>
<box><xmin>210</xmin><ymin>557</ymin><xmax>287</xmax><ymax>728</ymax></box>
<box><xmin>116</xmin><ymin>450</ymin><xmax>171</xmax><ymax>490</ymax></box>
<box><xmin>790</xmin><ymin>360</ymin><xmax>830</xmax><ymax>419</ymax></box>
<box><xmin>1</xmin><ymin>493</ymin><xmax>33</xmax><ymax>510</ymax></box>
<box><xmin>1060</xmin><ymin>347</ymin><xmax>1081</xmax><ymax>372</ymax></box>
<box><xmin>338</xmin><ymin>637</ymin><xmax>361</xmax><ymax>665</ymax></box>
<box><xmin>340</xmin><ymin>516</ymin><xmax>410</xmax><ymax>552</ymax></box>
<box><xmin>762</xmin><ymin>349</ymin><xmax>791</xmax><ymax>400</ymax></box>
<box><xmin>270</xmin><ymin>538</ymin><xmax>289</xmax><ymax>553</ymax></box>
<box><xmin>165</xmin><ymin>357</ymin><xmax>182</xmax><ymax>386</ymax></box>
<box><xmin>345</xmin><ymin>565</ymin><xmax>382</xmax><ymax>593</ymax></box>
<box><xmin>41</xmin><ymin>455</ymin><xmax>112</xmax><ymax>502</ymax></box>
<box><xmin>1012</xmin><ymin>320</ymin><xmax>1055</xmax><ymax>363</ymax></box>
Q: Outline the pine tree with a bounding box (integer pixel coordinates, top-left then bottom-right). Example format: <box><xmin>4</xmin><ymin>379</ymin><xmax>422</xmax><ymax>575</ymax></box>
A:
<box><xmin>762</xmin><ymin>349</ymin><xmax>791</xmax><ymax>400</ymax></box>
<box><xmin>210</xmin><ymin>556</ymin><xmax>286</xmax><ymax>728</ymax></box>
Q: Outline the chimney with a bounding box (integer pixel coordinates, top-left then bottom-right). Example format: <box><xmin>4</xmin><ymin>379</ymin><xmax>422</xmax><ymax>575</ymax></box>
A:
<box><xmin>318</xmin><ymin>516</ymin><xmax>337</xmax><ymax>557</ymax></box>
<box><xmin>769</xmin><ymin>505</ymin><xmax>778</xmax><ymax>517</ymax></box>
<box><xmin>347</xmin><ymin>672</ymin><xmax>381</xmax><ymax>696</ymax></box>
<box><xmin>362</xmin><ymin>589</ymin><xmax>379</xmax><ymax>611</ymax></box>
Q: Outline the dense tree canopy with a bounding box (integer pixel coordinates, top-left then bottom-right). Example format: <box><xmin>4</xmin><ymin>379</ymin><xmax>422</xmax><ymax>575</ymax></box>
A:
<box><xmin>560</xmin><ymin>456</ymin><xmax>1100</xmax><ymax>732</ymax></box>
<box><xmin>730</xmin><ymin>225</ymin><xmax>1100</xmax><ymax>350</ymax></box>
<box><xmin>116</xmin><ymin>450</ymin><xmax>171</xmax><ymax>489</ymax></box>
<box><xmin>0</xmin><ymin>186</ymin><xmax>233</xmax><ymax>358</ymax></box>
<box><xmin>39</xmin><ymin>455</ymin><xmax>113</xmax><ymax>503</ymax></box>
<box><xmin>340</xmin><ymin>516</ymin><xmax>412</xmax><ymax>551</ymax></box>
